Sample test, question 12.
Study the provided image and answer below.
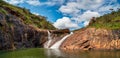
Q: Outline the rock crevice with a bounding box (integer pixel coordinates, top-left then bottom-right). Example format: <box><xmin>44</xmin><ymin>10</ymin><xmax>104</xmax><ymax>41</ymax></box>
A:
<box><xmin>61</xmin><ymin>28</ymin><xmax>120</xmax><ymax>50</ymax></box>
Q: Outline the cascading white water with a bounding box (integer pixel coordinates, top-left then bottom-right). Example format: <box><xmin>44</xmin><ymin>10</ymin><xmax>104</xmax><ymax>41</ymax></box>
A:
<box><xmin>50</xmin><ymin>32</ymin><xmax>73</xmax><ymax>49</ymax></box>
<box><xmin>44</xmin><ymin>31</ymin><xmax>52</xmax><ymax>48</ymax></box>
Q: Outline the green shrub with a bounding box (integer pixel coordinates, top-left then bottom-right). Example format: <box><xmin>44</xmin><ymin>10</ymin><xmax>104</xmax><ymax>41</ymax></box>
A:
<box><xmin>89</xmin><ymin>10</ymin><xmax>120</xmax><ymax>30</ymax></box>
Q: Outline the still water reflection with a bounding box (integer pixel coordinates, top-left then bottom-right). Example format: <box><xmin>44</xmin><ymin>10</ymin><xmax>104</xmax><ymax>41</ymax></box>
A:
<box><xmin>0</xmin><ymin>48</ymin><xmax>120</xmax><ymax>58</ymax></box>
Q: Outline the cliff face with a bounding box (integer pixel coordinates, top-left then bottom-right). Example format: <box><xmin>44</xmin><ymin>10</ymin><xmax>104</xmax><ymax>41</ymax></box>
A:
<box><xmin>0</xmin><ymin>13</ymin><xmax>49</xmax><ymax>50</ymax></box>
<box><xmin>0</xmin><ymin>1</ymin><xmax>66</xmax><ymax>50</ymax></box>
<box><xmin>0</xmin><ymin>1</ymin><xmax>70</xmax><ymax>50</ymax></box>
<box><xmin>0</xmin><ymin>8</ymin><xmax>69</xmax><ymax>50</ymax></box>
<box><xmin>61</xmin><ymin>28</ymin><xmax>120</xmax><ymax>50</ymax></box>
<box><xmin>61</xmin><ymin>9</ymin><xmax>120</xmax><ymax>50</ymax></box>
<box><xmin>0</xmin><ymin>1</ymin><xmax>56</xmax><ymax>30</ymax></box>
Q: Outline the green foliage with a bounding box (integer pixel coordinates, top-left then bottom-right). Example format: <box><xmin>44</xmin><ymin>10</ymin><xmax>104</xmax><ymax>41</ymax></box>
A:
<box><xmin>0</xmin><ymin>1</ymin><xmax>56</xmax><ymax>30</ymax></box>
<box><xmin>0</xmin><ymin>26</ymin><xmax>2</xmax><ymax>30</ymax></box>
<box><xmin>7</xmin><ymin>22</ymin><xmax>14</xmax><ymax>27</ymax></box>
<box><xmin>0</xmin><ymin>8</ymin><xmax>7</xmax><ymax>15</ymax></box>
<box><xmin>89</xmin><ymin>9</ymin><xmax>120</xmax><ymax>30</ymax></box>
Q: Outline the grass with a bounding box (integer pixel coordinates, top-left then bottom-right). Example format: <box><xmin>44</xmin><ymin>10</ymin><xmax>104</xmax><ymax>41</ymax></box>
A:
<box><xmin>0</xmin><ymin>8</ymin><xmax>7</xmax><ymax>15</ymax></box>
<box><xmin>89</xmin><ymin>10</ymin><xmax>120</xmax><ymax>30</ymax></box>
<box><xmin>0</xmin><ymin>0</ymin><xmax>56</xmax><ymax>30</ymax></box>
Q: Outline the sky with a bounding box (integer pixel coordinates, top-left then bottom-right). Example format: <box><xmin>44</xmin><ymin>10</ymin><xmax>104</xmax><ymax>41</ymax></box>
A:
<box><xmin>3</xmin><ymin>0</ymin><xmax>120</xmax><ymax>30</ymax></box>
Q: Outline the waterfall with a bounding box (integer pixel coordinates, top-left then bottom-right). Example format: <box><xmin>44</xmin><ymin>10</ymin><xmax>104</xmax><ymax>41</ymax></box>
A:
<box><xmin>50</xmin><ymin>32</ymin><xmax>73</xmax><ymax>49</ymax></box>
<box><xmin>44</xmin><ymin>31</ymin><xmax>52</xmax><ymax>48</ymax></box>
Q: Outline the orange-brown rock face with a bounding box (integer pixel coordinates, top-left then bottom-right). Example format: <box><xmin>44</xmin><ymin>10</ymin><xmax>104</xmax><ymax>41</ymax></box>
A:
<box><xmin>61</xmin><ymin>28</ymin><xmax>120</xmax><ymax>50</ymax></box>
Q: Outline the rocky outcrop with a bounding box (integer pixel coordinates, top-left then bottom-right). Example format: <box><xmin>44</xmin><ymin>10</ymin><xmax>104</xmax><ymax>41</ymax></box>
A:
<box><xmin>61</xmin><ymin>28</ymin><xmax>120</xmax><ymax>50</ymax></box>
<box><xmin>0</xmin><ymin>1</ymin><xmax>71</xmax><ymax>50</ymax></box>
<box><xmin>50</xmin><ymin>29</ymin><xmax>70</xmax><ymax>34</ymax></box>
<box><xmin>0</xmin><ymin>3</ymin><xmax>70</xmax><ymax>50</ymax></box>
<box><xmin>0</xmin><ymin>12</ymin><xmax>70</xmax><ymax>50</ymax></box>
<box><xmin>0</xmin><ymin>13</ymin><xmax>49</xmax><ymax>50</ymax></box>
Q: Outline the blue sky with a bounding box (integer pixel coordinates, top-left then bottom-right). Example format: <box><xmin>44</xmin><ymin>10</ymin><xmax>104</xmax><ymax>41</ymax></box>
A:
<box><xmin>3</xmin><ymin>0</ymin><xmax>120</xmax><ymax>30</ymax></box>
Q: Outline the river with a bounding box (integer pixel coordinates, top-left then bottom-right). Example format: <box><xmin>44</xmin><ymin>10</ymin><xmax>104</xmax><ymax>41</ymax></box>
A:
<box><xmin>0</xmin><ymin>48</ymin><xmax>120</xmax><ymax>58</ymax></box>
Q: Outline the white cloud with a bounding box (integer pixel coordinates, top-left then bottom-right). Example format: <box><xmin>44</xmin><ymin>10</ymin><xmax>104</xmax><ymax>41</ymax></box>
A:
<box><xmin>53</xmin><ymin>17</ymin><xmax>79</xmax><ymax>29</ymax></box>
<box><xmin>4</xmin><ymin>0</ymin><xmax>120</xmax><ymax>30</ymax></box>
<box><xmin>4</xmin><ymin>0</ymin><xmax>41</xmax><ymax>6</ymax></box>
<box><xmin>59</xmin><ymin>2</ymin><xmax>79</xmax><ymax>14</ymax></box>
<box><xmin>32</xmin><ymin>12</ymin><xmax>39</xmax><ymax>15</ymax></box>
<box><xmin>57</xmin><ymin>0</ymin><xmax>120</xmax><ymax>30</ymax></box>
<box><xmin>4</xmin><ymin>0</ymin><xmax>24</xmax><ymax>4</ymax></box>
<box><xmin>98</xmin><ymin>4</ymin><xmax>120</xmax><ymax>14</ymax></box>
<box><xmin>4</xmin><ymin>0</ymin><xmax>65</xmax><ymax>6</ymax></box>
<box><xmin>76</xmin><ymin>0</ymin><xmax>103</xmax><ymax>10</ymax></box>
<box><xmin>47</xmin><ymin>0</ymin><xmax>65</xmax><ymax>5</ymax></box>
<box><xmin>84</xmin><ymin>21</ymin><xmax>89</xmax><ymax>26</ymax></box>
<box><xmin>72</xmin><ymin>10</ymin><xmax>100</xmax><ymax>26</ymax></box>
<box><xmin>77</xmin><ymin>10</ymin><xmax>100</xmax><ymax>22</ymax></box>
<box><xmin>59</xmin><ymin>0</ymin><xmax>104</xmax><ymax>14</ymax></box>
<box><xmin>37</xmin><ymin>0</ymin><xmax>65</xmax><ymax>6</ymax></box>
<box><xmin>26</xmin><ymin>0</ymin><xmax>40</xmax><ymax>6</ymax></box>
<box><xmin>59</xmin><ymin>0</ymin><xmax>120</xmax><ymax>15</ymax></box>
<box><xmin>53</xmin><ymin>11</ymin><xmax>100</xmax><ymax>29</ymax></box>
